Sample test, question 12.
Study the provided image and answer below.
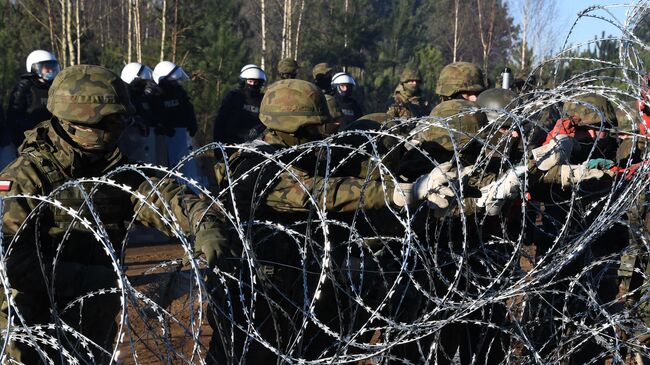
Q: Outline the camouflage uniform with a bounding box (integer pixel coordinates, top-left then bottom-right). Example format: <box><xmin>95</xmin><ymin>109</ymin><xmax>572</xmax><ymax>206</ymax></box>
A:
<box><xmin>0</xmin><ymin>65</ymin><xmax>222</xmax><ymax>364</ymax></box>
<box><xmin>386</xmin><ymin>68</ymin><xmax>429</xmax><ymax>119</ymax></box>
<box><xmin>209</xmin><ymin>79</ymin><xmax>398</xmax><ymax>363</ymax></box>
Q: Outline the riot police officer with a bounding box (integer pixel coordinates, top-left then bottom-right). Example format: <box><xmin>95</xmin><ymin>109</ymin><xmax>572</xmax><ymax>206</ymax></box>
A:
<box><xmin>7</xmin><ymin>50</ymin><xmax>61</xmax><ymax>146</ymax></box>
<box><xmin>331</xmin><ymin>72</ymin><xmax>363</xmax><ymax>127</ymax></box>
<box><xmin>213</xmin><ymin>64</ymin><xmax>266</xmax><ymax>144</ymax></box>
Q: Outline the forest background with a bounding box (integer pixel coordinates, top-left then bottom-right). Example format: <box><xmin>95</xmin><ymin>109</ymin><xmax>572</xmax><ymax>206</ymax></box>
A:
<box><xmin>0</xmin><ymin>0</ymin><xmax>640</xmax><ymax>145</ymax></box>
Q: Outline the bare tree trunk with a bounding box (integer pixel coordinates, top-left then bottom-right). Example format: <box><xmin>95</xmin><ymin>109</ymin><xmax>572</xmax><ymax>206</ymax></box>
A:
<box><xmin>171</xmin><ymin>0</ymin><xmax>178</xmax><ymax>62</ymax></box>
<box><xmin>260</xmin><ymin>0</ymin><xmax>267</xmax><ymax>69</ymax></box>
<box><xmin>59</xmin><ymin>0</ymin><xmax>68</xmax><ymax>67</ymax></box>
<box><xmin>281</xmin><ymin>0</ymin><xmax>288</xmax><ymax>58</ymax></box>
<box><xmin>160</xmin><ymin>0</ymin><xmax>167</xmax><ymax>62</ymax></box>
<box><xmin>476</xmin><ymin>0</ymin><xmax>496</xmax><ymax>75</ymax></box>
<box><xmin>520</xmin><ymin>0</ymin><xmax>529</xmax><ymax>71</ymax></box>
<box><xmin>294</xmin><ymin>0</ymin><xmax>305</xmax><ymax>60</ymax></box>
<box><xmin>66</xmin><ymin>0</ymin><xmax>75</xmax><ymax>65</ymax></box>
<box><xmin>286</xmin><ymin>0</ymin><xmax>293</xmax><ymax>58</ymax></box>
<box><xmin>135</xmin><ymin>0</ymin><xmax>142</xmax><ymax>62</ymax></box>
<box><xmin>127</xmin><ymin>0</ymin><xmax>132</xmax><ymax>62</ymax></box>
<box><xmin>344</xmin><ymin>0</ymin><xmax>348</xmax><ymax>49</ymax></box>
<box><xmin>452</xmin><ymin>0</ymin><xmax>459</xmax><ymax>63</ymax></box>
<box><xmin>45</xmin><ymin>0</ymin><xmax>58</xmax><ymax>55</ymax></box>
<box><xmin>75</xmin><ymin>0</ymin><xmax>81</xmax><ymax>65</ymax></box>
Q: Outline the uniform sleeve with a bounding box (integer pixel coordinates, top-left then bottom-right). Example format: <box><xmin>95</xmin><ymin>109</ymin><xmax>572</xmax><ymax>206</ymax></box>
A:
<box><xmin>264</xmin><ymin>168</ymin><xmax>393</xmax><ymax>213</ymax></box>
<box><xmin>132</xmin><ymin>177</ymin><xmax>218</xmax><ymax>235</ymax></box>
<box><xmin>0</xmin><ymin>156</ymin><xmax>46</xmax><ymax>237</ymax></box>
<box><xmin>0</xmin><ymin>157</ymin><xmax>50</xmax><ymax>291</ymax></box>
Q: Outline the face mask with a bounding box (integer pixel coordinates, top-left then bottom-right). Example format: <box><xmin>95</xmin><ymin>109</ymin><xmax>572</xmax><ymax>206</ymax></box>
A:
<box><xmin>403</xmin><ymin>83</ymin><xmax>421</xmax><ymax>97</ymax></box>
<box><xmin>243</xmin><ymin>84</ymin><xmax>262</xmax><ymax>98</ymax></box>
<box><xmin>60</xmin><ymin>115</ymin><xmax>127</xmax><ymax>152</ymax></box>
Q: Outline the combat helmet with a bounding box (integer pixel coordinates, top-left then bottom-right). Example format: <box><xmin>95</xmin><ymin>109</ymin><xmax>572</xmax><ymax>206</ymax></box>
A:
<box><xmin>259</xmin><ymin>79</ymin><xmax>330</xmax><ymax>133</ymax></box>
<box><xmin>400</xmin><ymin>68</ymin><xmax>422</xmax><ymax>83</ymax></box>
<box><xmin>435</xmin><ymin>62</ymin><xmax>486</xmax><ymax>97</ymax></box>
<box><xmin>312</xmin><ymin>63</ymin><xmax>333</xmax><ymax>79</ymax></box>
<box><xmin>278</xmin><ymin>58</ymin><xmax>299</xmax><ymax>74</ymax></box>
<box><xmin>417</xmin><ymin>99</ymin><xmax>488</xmax><ymax>151</ymax></box>
<box><xmin>476</xmin><ymin>88</ymin><xmax>519</xmax><ymax>125</ymax></box>
<box><xmin>47</xmin><ymin>64</ymin><xmax>134</xmax><ymax>125</ymax></box>
<box><xmin>563</xmin><ymin>93</ymin><xmax>618</xmax><ymax>127</ymax></box>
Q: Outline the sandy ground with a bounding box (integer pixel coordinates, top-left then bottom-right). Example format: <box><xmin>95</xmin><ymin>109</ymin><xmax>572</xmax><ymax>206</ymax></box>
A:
<box><xmin>117</xmin><ymin>241</ymin><xmax>213</xmax><ymax>364</ymax></box>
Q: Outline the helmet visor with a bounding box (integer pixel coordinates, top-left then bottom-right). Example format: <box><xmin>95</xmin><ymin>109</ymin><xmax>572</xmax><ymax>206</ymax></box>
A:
<box><xmin>35</xmin><ymin>61</ymin><xmax>61</xmax><ymax>81</ymax></box>
<box><xmin>163</xmin><ymin>67</ymin><xmax>189</xmax><ymax>82</ymax></box>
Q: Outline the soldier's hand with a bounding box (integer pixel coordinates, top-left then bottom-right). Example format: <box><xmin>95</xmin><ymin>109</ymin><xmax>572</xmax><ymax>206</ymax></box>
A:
<box><xmin>476</xmin><ymin>166</ymin><xmax>525</xmax><ymax>216</ymax></box>
<box><xmin>392</xmin><ymin>162</ymin><xmax>460</xmax><ymax>210</ymax></box>
<box><xmin>194</xmin><ymin>227</ymin><xmax>233</xmax><ymax>272</ymax></box>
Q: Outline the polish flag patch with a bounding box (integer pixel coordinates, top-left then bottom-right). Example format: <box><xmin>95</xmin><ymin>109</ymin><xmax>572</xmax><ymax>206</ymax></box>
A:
<box><xmin>0</xmin><ymin>180</ymin><xmax>12</xmax><ymax>191</ymax></box>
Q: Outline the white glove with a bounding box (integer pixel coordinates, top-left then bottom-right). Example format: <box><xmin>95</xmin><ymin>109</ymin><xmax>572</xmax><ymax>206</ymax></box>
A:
<box><xmin>476</xmin><ymin>166</ymin><xmax>525</xmax><ymax>216</ymax></box>
<box><xmin>559</xmin><ymin>164</ymin><xmax>606</xmax><ymax>188</ymax></box>
<box><xmin>531</xmin><ymin>135</ymin><xmax>574</xmax><ymax>171</ymax></box>
<box><xmin>392</xmin><ymin>162</ymin><xmax>457</xmax><ymax>209</ymax></box>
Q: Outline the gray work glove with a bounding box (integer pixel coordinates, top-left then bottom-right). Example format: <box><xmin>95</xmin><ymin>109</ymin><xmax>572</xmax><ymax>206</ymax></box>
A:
<box><xmin>476</xmin><ymin>166</ymin><xmax>525</xmax><ymax>216</ymax></box>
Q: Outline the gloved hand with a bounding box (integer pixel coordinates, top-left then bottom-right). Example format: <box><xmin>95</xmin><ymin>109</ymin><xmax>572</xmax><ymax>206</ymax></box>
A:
<box><xmin>532</xmin><ymin>134</ymin><xmax>574</xmax><ymax>171</ymax></box>
<box><xmin>586</xmin><ymin>158</ymin><xmax>615</xmax><ymax>170</ymax></box>
<box><xmin>194</xmin><ymin>226</ymin><xmax>233</xmax><ymax>272</ymax></box>
<box><xmin>476</xmin><ymin>166</ymin><xmax>525</xmax><ymax>216</ymax></box>
<box><xmin>543</xmin><ymin>117</ymin><xmax>579</xmax><ymax>145</ymax></box>
<box><xmin>392</xmin><ymin>162</ymin><xmax>459</xmax><ymax>213</ymax></box>
<box><xmin>559</xmin><ymin>164</ymin><xmax>609</xmax><ymax>188</ymax></box>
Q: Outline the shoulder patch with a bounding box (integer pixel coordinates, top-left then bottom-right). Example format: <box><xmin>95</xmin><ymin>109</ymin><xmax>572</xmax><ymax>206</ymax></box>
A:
<box><xmin>0</xmin><ymin>180</ymin><xmax>12</xmax><ymax>191</ymax></box>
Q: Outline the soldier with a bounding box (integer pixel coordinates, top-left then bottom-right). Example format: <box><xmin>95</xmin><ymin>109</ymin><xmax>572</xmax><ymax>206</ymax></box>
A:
<box><xmin>119</xmin><ymin>62</ymin><xmax>157</xmax><ymax>163</ymax></box>
<box><xmin>0</xmin><ymin>65</ymin><xmax>225</xmax><ymax>364</ymax></box>
<box><xmin>386</xmin><ymin>67</ymin><xmax>429</xmax><ymax>119</ymax></box>
<box><xmin>399</xmin><ymin>99</ymin><xmax>509</xmax><ymax>364</ymax></box>
<box><xmin>312</xmin><ymin>62</ymin><xmax>344</xmax><ymax>124</ymax></box>
<box><xmin>331</xmin><ymin>72</ymin><xmax>363</xmax><ymax>127</ymax></box>
<box><xmin>277</xmin><ymin>58</ymin><xmax>299</xmax><ymax>80</ymax></box>
<box><xmin>435</xmin><ymin>62</ymin><xmax>487</xmax><ymax>103</ymax></box>
<box><xmin>208</xmin><ymin>79</ymin><xmax>462</xmax><ymax>363</ymax></box>
<box><xmin>312</xmin><ymin>62</ymin><xmax>335</xmax><ymax>95</ymax></box>
<box><xmin>7</xmin><ymin>50</ymin><xmax>61</xmax><ymax>147</ymax></box>
<box><xmin>213</xmin><ymin>64</ymin><xmax>266</xmax><ymax>145</ymax></box>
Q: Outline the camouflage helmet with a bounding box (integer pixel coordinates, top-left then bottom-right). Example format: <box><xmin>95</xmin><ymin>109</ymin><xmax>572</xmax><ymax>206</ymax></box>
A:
<box><xmin>312</xmin><ymin>63</ymin><xmax>333</xmax><ymax>79</ymax></box>
<box><xmin>562</xmin><ymin>93</ymin><xmax>618</xmax><ymax>127</ymax></box>
<box><xmin>417</xmin><ymin>99</ymin><xmax>488</xmax><ymax>151</ymax></box>
<box><xmin>476</xmin><ymin>88</ymin><xmax>519</xmax><ymax>125</ymax></box>
<box><xmin>435</xmin><ymin>62</ymin><xmax>486</xmax><ymax>97</ymax></box>
<box><xmin>47</xmin><ymin>64</ymin><xmax>135</xmax><ymax>125</ymax></box>
<box><xmin>400</xmin><ymin>67</ymin><xmax>422</xmax><ymax>83</ymax></box>
<box><xmin>278</xmin><ymin>58</ymin><xmax>299</xmax><ymax>74</ymax></box>
<box><xmin>259</xmin><ymin>79</ymin><xmax>330</xmax><ymax>133</ymax></box>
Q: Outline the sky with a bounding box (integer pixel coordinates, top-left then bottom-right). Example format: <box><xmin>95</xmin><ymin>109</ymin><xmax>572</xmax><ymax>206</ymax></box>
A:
<box><xmin>513</xmin><ymin>0</ymin><xmax>634</xmax><ymax>52</ymax></box>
